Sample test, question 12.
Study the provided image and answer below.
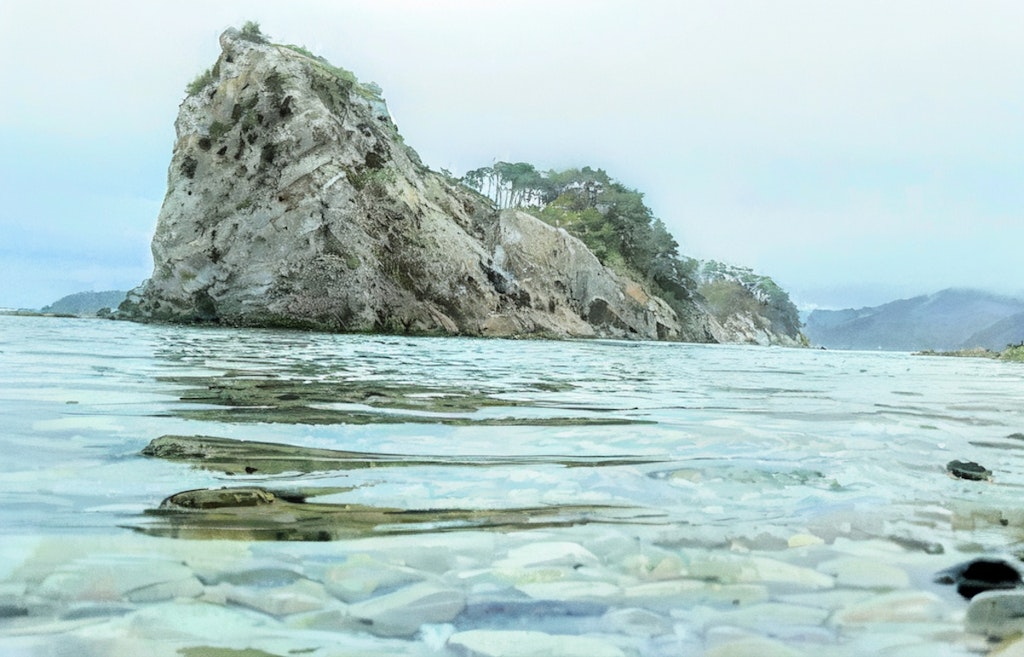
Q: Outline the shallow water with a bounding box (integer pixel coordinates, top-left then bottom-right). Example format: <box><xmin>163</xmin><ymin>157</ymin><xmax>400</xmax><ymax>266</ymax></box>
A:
<box><xmin>1</xmin><ymin>314</ymin><xmax>1023</xmax><ymax>656</ymax></box>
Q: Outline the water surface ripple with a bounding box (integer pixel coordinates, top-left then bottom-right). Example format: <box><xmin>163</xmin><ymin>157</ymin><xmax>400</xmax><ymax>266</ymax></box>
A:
<box><xmin>1</xmin><ymin>315</ymin><xmax>1023</xmax><ymax>656</ymax></box>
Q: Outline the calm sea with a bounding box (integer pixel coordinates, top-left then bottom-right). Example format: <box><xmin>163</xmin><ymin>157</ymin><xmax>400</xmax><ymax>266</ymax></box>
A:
<box><xmin>1</xmin><ymin>313</ymin><xmax>1022</xmax><ymax>655</ymax></box>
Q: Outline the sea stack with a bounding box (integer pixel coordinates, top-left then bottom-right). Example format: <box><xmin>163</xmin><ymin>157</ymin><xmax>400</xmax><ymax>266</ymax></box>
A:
<box><xmin>120</xmin><ymin>27</ymin><xmax>714</xmax><ymax>340</ymax></box>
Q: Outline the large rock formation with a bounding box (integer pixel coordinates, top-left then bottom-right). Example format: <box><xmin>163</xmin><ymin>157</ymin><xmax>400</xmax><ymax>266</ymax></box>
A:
<box><xmin>698</xmin><ymin>261</ymin><xmax>805</xmax><ymax>347</ymax></box>
<box><xmin>122</xmin><ymin>28</ymin><xmax>718</xmax><ymax>340</ymax></box>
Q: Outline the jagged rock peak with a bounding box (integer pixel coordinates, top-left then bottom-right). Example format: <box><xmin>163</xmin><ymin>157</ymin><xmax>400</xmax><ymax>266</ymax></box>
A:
<box><xmin>120</xmin><ymin>28</ymin><xmax>715</xmax><ymax>341</ymax></box>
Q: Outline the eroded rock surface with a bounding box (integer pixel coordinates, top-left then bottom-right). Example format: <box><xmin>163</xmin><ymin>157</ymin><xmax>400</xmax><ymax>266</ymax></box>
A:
<box><xmin>121</xmin><ymin>28</ymin><xmax>712</xmax><ymax>341</ymax></box>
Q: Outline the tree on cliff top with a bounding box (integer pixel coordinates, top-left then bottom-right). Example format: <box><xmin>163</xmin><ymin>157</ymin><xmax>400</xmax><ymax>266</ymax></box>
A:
<box><xmin>461</xmin><ymin>163</ymin><xmax>699</xmax><ymax>316</ymax></box>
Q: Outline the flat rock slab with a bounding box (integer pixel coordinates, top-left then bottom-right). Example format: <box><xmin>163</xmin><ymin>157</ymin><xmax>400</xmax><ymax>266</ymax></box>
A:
<box><xmin>139</xmin><ymin>485</ymin><xmax>638</xmax><ymax>541</ymax></box>
<box><xmin>142</xmin><ymin>434</ymin><xmax>661</xmax><ymax>475</ymax></box>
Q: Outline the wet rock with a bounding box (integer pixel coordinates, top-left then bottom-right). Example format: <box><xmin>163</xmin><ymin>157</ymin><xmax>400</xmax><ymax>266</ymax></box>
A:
<box><xmin>125</xmin><ymin>575</ymin><xmax>204</xmax><ymax>603</ymax></box>
<box><xmin>623</xmin><ymin>580</ymin><xmax>769</xmax><ymax>607</ymax></box>
<box><xmin>515</xmin><ymin>580</ymin><xmax>621</xmax><ymax>602</ymax></box>
<box><xmin>693</xmin><ymin>602</ymin><xmax>830</xmax><ymax>637</ymax></box>
<box><xmin>212</xmin><ymin>567</ymin><xmax>305</xmax><ymax>588</ymax></box>
<box><xmin>322</xmin><ymin>555</ymin><xmax>424</xmax><ymax>603</ymax></box>
<box><xmin>686</xmin><ymin>554</ymin><xmax>834</xmax><ymax>590</ymax></box>
<box><xmin>496</xmin><ymin>542</ymin><xmax>600</xmax><ymax>570</ymax></box>
<box><xmin>0</xmin><ymin>604</ymin><xmax>28</xmax><ymax>618</ymax></box>
<box><xmin>144</xmin><ymin>434</ymin><xmax>660</xmax><ymax>473</ymax></box>
<box><xmin>161</xmin><ymin>487</ymin><xmax>277</xmax><ymax>510</ymax></box>
<box><xmin>600</xmin><ymin>607</ymin><xmax>672</xmax><ymax>638</ymax></box>
<box><xmin>935</xmin><ymin>558</ymin><xmax>1022</xmax><ymax>600</ymax></box>
<box><xmin>217</xmin><ymin>578</ymin><xmax>333</xmax><ymax>617</ymax></box>
<box><xmin>447</xmin><ymin>629</ymin><xmax>626</xmax><ymax>657</ymax></box>
<box><xmin>705</xmin><ymin>636</ymin><xmax>804</xmax><ymax>657</ymax></box>
<box><xmin>966</xmin><ymin>590</ymin><xmax>1024</xmax><ymax>638</ymax></box>
<box><xmin>947</xmin><ymin>460</ymin><xmax>992</xmax><ymax>481</ymax></box>
<box><xmin>347</xmin><ymin>581</ymin><xmax>465</xmax><ymax>638</ymax></box>
<box><xmin>35</xmin><ymin>559</ymin><xmax>202</xmax><ymax>604</ymax></box>
<box><xmin>142</xmin><ymin>485</ymin><xmax>638</xmax><ymax>541</ymax></box>
<box><xmin>832</xmin><ymin>591</ymin><xmax>943</xmax><ymax>626</ymax></box>
<box><xmin>124</xmin><ymin>600</ymin><xmax>285</xmax><ymax>643</ymax></box>
<box><xmin>458</xmin><ymin>597</ymin><xmax>608</xmax><ymax>631</ymax></box>
<box><xmin>817</xmin><ymin>557</ymin><xmax>910</xmax><ymax>590</ymax></box>
<box><xmin>786</xmin><ymin>533</ymin><xmax>825</xmax><ymax>548</ymax></box>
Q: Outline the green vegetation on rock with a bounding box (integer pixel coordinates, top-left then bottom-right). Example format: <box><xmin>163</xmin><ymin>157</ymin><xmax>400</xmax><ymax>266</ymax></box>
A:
<box><xmin>698</xmin><ymin>260</ymin><xmax>802</xmax><ymax>338</ymax></box>
<box><xmin>917</xmin><ymin>342</ymin><xmax>1024</xmax><ymax>361</ymax></box>
<box><xmin>462</xmin><ymin>163</ymin><xmax>700</xmax><ymax>319</ymax></box>
<box><xmin>1001</xmin><ymin>343</ymin><xmax>1024</xmax><ymax>362</ymax></box>
<box><xmin>238</xmin><ymin>20</ymin><xmax>269</xmax><ymax>44</ymax></box>
<box><xmin>186</xmin><ymin>67</ymin><xmax>215</xmax><ymax>95</ymax></box>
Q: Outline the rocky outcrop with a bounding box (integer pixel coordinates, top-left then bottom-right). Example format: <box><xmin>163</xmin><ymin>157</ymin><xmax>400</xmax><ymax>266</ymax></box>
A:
<box><xmin>698</xmin><ymin>261</ymin><xmax>805</xmax><ymax>346</ymax></box>
<box><xmin>121</xmin><ymin>29</ymin><xmax>719</xmax><ymax>340</ymax></box>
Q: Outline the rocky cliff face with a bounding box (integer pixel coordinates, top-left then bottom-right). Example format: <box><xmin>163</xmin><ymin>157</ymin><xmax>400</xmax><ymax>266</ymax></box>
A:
<box><xmin>698</xmin><ymin>261</ymin><xmax>805</xmax><ymax>347</ymax></box>
<box><xmin>122</xmin><ymin>28</ymin><xmax>716</xmax><ymax>341</ymax></box>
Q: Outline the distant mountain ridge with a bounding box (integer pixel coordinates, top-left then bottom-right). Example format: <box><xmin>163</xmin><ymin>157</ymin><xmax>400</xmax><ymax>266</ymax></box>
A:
<box><xmin>41</xmin><ymin>291</ymin><xmax>128</xmax><ymax>316</ymax></box>
<box><xmin>804</xmin><ymin>288</ymin><xmax>1024</xmax><ymax>351</ymax></box>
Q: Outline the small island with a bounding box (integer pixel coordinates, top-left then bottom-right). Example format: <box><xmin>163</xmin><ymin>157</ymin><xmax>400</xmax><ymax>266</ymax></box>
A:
<box><xmin>118</xmin><ymin>23</ymin><xmax>802</xmax><ymax>347</ymax></box>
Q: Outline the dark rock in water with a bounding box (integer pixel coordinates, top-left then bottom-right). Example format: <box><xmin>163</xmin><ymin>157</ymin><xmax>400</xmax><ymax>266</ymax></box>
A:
<box><xmin>946</xmin><ymin>460</ymin><xmax>992</xmax><ymax>481</ymax></box>
<box><xmin>161</xmin><ymin>487</ymin><xmax>277</xmax><ymax>510</ymax></box>
<box><xmin>142</xmin><ymin>485</ymin><xmax>654</xmax><ymax>541</ymax></box>
<box><xmin>0</xmin><ymin>604</ymin><xmax>28</xmax><ymax>618</ymax></box>
<box><xmin>935</xmin><ymin>558</ymin><xmax>1022</xmax><ymax>600</ymax></box>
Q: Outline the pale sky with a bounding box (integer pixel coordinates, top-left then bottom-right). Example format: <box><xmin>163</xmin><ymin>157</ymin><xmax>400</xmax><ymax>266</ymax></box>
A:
<box><xmin>1</xmin><ymin>0</ymin><xmax>1022</xmax><ymax>310</ymax></box>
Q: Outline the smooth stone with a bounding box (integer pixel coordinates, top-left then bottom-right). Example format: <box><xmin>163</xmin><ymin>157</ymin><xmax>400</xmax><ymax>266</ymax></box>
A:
<box><xmin>705</xmin><ymin>636</ymin><xmax>804</xmax><ymax>657</ymax></box>
<box><xmin>694</xmin><ymin>602</ymin><xmax>830</xmax><ymax>635</ymax></box>
<box><xmin>448</xmin><ymin>629</ymin><xmax>625</xmax><ymax>657</ymax></box>
<box><xmin>348</xmin><ymin>581</ymin><xmax>465</xmax><ymax>638</ymax></box>
<box><xmin>777</xmin><ymin>589</ymin><xmax>875</xmax><ymax>611</ymax></box>
<box><xmin>220</xmin><ymin>578</ymin><xmax>333</xmax><ymax>617</ymax></box>
<box><xmin>516</xmin><ymin>580</ymin><xmax>621</xmax><ymax>602</ymax></box>
<box><xmin>600</xmin><ymin>607</ymin><xmax>672</xmax><ymax>637</ymax></box>
<box><xmin>214</xmin><ymin>567</ymin><xmax>305</xmax><ymax>588</ymax></box>
<box><xmin>966</xmin><ymin>590</ymin><xmax>1024</xmax><ymax>638</ymax></box>
<box><xmin>686</xmin><ymin>555</ymin><xmax>834</xmax><ymax>590</ymax></box>
<box><xmin>624</xmin><ymin>580</ymin><xmax>769</xmax><ymax>606</ymax></box>
<box><xmin>787</xmin><ymin>534</ymin><xmax>825</xmax><ymax>548</ymax></box>
<box><xmin>832</xmin><ymin>591</ymin><xmax>943</xmax><ymax>626</ymax></box>
<box><xmin>816</xmin><ymin>557</ymin><xmax>910</xmax><ymax>590</ymax></box>
<box><xmin>619</xmin><ymin>552</ymin><xmax>685</xmax><ymax>581</ymax></box>
<box><xmin>122</xmin><ymin>600</ymin><xmax>281</xmax><ymax>641</ymax></box>
<box><xmin>496</xmin><ymin>542</ymin><xmax>600</xmax><ymax>570</ymax></box>
<box><xmin>125</xmin><ymin>575</ymin><xmax>204</xmax><ymax>603</ymax></box>
<box><xmin>321</xmin><ymin>555</ymin><xmax>424</xmax><ymax>603</ymax></box>
<box><xmin>35</xmin><ymin>560</ymin><xmax>201</xmax><ymax>603</ymax></box>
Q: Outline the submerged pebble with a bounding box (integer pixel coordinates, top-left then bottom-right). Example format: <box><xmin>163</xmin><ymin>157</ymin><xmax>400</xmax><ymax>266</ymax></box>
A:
<box><xmin>347</xmin><ymin>581</ymin><xmax>466</xmax><ymax>638</ymax></box>
<box><xmin>448</xmin><ymin>629</ymin><xmax>626</xmax><ymax>657</ymax></box>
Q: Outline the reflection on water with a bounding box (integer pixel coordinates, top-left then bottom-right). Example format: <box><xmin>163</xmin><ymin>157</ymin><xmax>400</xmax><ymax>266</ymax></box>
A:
<box><xmin>1</xmin><ymin>314</ymin><xmax>1023</xmax><ymax>655</ymax></box>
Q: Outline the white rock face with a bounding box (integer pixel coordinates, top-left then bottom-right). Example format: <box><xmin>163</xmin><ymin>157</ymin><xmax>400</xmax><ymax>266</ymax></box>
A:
<box><xmin>123</xmin><ymin>29</ymin><xmax>714</xmax><ymax>342</ymax></box>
